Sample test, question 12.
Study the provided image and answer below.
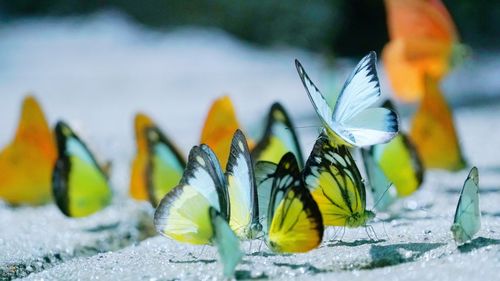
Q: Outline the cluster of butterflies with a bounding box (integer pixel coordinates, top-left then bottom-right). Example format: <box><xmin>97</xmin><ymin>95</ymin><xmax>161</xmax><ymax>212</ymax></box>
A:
<box><xmin>0</xmin><ymin>52</ymin><xmax>481</xmax><ymax>278</ymax></box>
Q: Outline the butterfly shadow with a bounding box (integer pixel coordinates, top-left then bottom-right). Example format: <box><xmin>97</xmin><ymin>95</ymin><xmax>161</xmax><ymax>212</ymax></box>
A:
<box><xmin>457</xmin><ymin>237</ymin><xmax>500</xmax><ymax>253</ymax></box>
<box><xmin>326</xmin><ymin>239</ymin><xmax>386</xmax><ymax>248</ymax></box>
<box><xmin>362</xmin><ymin>242</ymin><xmax>445</xmax><ymax>269</ymax></box>
<box><xmin>273</xmin><ymin>262</ymin><xmax>328</xmax><ymax>274</ymax></box>
<box><xmin>234</xmin><ymin>270</ymin><xmax>269</xmax><ymax>280</ymax></box>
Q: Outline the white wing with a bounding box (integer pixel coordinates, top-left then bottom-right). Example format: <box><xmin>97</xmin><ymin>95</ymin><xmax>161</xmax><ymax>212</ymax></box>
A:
<box><xmin>342</xmin><ymin>108</ymin><xmax>399</xmax><ymax>146</ymax></box>
<box><xmin>334</xmin><ymin>52</ymin><xmax>381</xmax><ymax>123</ymax></box>
<box><xmin>452</xmin><ymin>167</ymin><xmax>481</xmax><ymax>244</ymax></box>
<box><xmin>295</xmin><ymin>59</ymin><xmax>335</xmax><ymax>129</ymax></box>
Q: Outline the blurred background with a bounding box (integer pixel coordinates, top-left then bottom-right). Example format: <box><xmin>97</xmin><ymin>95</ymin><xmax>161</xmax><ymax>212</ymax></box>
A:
<box><xmin>1</xmin><ymin>0</ymin><xmax>499</xmax><ymax>188</ymax></box>
<box><xmin>2</xmin><ymin>0</ymin><xmax>500</xmax><ymax>55</ymax></box>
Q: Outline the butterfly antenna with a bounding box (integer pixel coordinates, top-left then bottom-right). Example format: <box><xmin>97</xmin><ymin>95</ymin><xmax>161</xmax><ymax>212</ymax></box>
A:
<box><xmin>286</xmin><ymin>125</ymin><xmax>322</xmax><ymax>131</ymax></box>
<box><xmin>371</xmin><ymin>182</ymin><xmax>394</xmax><ymax>211</ymax></box>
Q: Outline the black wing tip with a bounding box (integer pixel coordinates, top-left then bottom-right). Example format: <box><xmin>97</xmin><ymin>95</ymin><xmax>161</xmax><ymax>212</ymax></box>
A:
<box><xmin>387</xmin><ymin>110</ymin><xmax>400</xmax><ymax>133</ymax></box>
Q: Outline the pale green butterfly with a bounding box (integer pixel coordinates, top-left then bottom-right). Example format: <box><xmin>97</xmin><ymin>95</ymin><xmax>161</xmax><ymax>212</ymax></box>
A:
<box><xmin>209</xmin><ymin>207</ymin><xmax>243</xmax><ymax>278</ymax></box>
<box><xmin>451</xmin><ymin>167</ymin><xmax>480</xmax><ymax>244</ymax></box>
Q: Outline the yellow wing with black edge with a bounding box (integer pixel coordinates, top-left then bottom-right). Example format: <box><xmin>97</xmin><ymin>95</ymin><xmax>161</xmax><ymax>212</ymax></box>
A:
<box><xmin>154</xmin><ymin>145</ymin><xmax>228</xmax><ymax>245</ymax></box>
<box><xmin>145</xmin><ymin>125</ymin><xmax>186</xmax><ymax>207</ymax></box>
<box><xmin>303</xmin><ymin>132</ymin><xmax>374</xmax><ymax>227</ymax></box>
<box><xmin>0</xmin><ymin>95</ymin><xmax>57</xmax><ymax>205</ymax></box>
<box><xmin>52</xmin><ymin>121</ymin><xmax>112</xmax><ymax>217</ymax></box>
<box><xmin>252</xmin><ymin>102</ymin><xmax>304</xmax><ymax>168</ymax></box>
<box><xmin>226</xmin><ymin>129</ymin><xmax>262</xmax><ymax>239</ymax></box>
<box><xmin>267</xmin><ymin>152</ymin><xmax>323</xmax><ymax>253</ymax></box>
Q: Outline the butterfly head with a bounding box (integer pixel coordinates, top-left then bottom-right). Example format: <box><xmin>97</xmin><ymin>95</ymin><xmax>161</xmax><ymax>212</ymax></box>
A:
<box><xmin>346</xmin><ymin>210</ymin><xmax>376</xmax><ymax>228</ymax></box>
<box><xmin>246</xmin><ymin>221</ymin><xmax>263</xmax><ymax>240</ymax></box>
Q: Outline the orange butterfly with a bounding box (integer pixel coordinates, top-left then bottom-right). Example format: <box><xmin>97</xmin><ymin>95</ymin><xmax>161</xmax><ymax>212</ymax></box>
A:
<box><xmin>0</xmin><ymin>96</ymin><xmax>57</xmax><ymax>205</ymax></box>
<box><xmin>129</xmin><ymin>113</ymin><xmax>155</xmax><ymax>201</ymax></box>
<box><xmin>200</xmin><ymin>96</ymin><xmax>253</xmax><ymax>167</ymax></box>
<box><xmin>410</xmin><ymin>77</ymin><xmax>466</xmax><ymax>171</ymax></box>
<box><xmin>383</xmin><ymin>0</ymin><xmax>458</xmax><ymax>102</ymax></box>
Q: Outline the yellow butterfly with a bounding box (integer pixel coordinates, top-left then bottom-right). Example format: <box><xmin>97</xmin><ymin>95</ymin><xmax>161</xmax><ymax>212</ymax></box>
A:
<box><xmin>154</xmin><ymin>144</ymin><xmax>229</xmax><ymax>245</ymax></box>
<box><xmin>303</xmin><ymin>132</ymin><xmax>374</xmax><ymax>227</ymax></box>
<box><xmin>0</xmin><ymin>95</ymin><xmax>56</xmax><ymax>205</ymax></box>
<box><xmin>226</xmin><ymin>130</ymin><xmax>262</xmax><ymax>239</ymax></box>
<box><xmin>200</xmin><ymin>96</ymin><xmax>253</xmax><ymax>167</ymax></box>
<box><xmin>52</xmin><ymin>121</ymin><xmax>112</xmax><ymax>217</ymax></box>
<box><xmin>256</xmin><ymin>152</ymin><xmax>323</xmax><ymax>253</ymax></box>
<box><xmin>252</xmin><ymin>102</ymin><xmax>304</xmax><ymax>168</ymax></box>
<box><xmin>410</xmin><ymin>76</ymin><xmax>466</xmax><ymax>171</ymax></box>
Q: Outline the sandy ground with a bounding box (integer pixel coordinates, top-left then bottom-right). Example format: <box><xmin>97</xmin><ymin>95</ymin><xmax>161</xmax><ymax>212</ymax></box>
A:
<box><xmin>1</xmin><ymin>12</ymin><xmax>500</xmax><ymax>280</ymax></box>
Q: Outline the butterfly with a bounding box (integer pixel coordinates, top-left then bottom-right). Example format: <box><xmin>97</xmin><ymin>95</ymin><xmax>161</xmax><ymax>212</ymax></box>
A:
<box><xmin>252</xmin><ymin>102</ymin><xmax>304</xmax><ymax>168</ymax></box>
<box><xmin>154</xmin><ymin>144</ymin><xmax>228</xmax><ymax>245</ymax></box>
<box><xmin>410</xmin><ymin>76</ymin><xmax>466</xmax><ymax>171</ymax></box>
<box><xmin>209</xmin><ymin>207</ymin><xmax>243</xmax><ymax>278</ymax></box>
<box><xmin>0</xmin><ymin>95</ymin><xmax>57</xmax><ymax>205</ymax></box>
<box><xmin>295</xmin><ymin>52</ymin><xmax>399</xmax><ymax>147</ymax></box>
<box><xmin>225</xmin><ymin>130</ymin><xmax>262</xmax><ymax>239</ymax></box>
<box><xmin>303</xmin><ymin>132</ymin><xmax>374</xmax><ymax>227</ymax></box>
<box><xmin>383</xmin><ymin>0</ymin><xmax>458</xmax><ymax>102</ymax></box>
<box><xmin>129</xmin><ymin>113</ymin><xmax>155</xmax><ymax>201</ymax></box>
<box><xmin>256</xmin><ymin>152</ymin><xmax>323</xmax><ymax>253</ymax></box>
<box><xmin>52</xmin><ymin>121</ymin><xmax>112</xmax><ymax>217</ymax></box>
<box><xmin>200</xmin><ymin>96</ymin><xmax>253</xmax><ymax>167</ymax></box>
<box><xmin>363</xmin><ymin>101</ymin><xmax>424</xmax><ymax>199</ymax></box>
<box><xmin>144</xmin><ymin>124</ymin><xmax>186</xmax><ymax>207</ymax></box>
<box><xmin>451</xmin><ymin>167</ymin><xmax>480</xmax><ymax>244</ymax></box>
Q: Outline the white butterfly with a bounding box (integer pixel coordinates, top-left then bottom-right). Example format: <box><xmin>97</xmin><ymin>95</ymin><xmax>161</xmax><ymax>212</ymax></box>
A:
<box><xmin>295</xmin><ymin>52</ymin><xmax>399</xmax><ymax>147</ymax></box>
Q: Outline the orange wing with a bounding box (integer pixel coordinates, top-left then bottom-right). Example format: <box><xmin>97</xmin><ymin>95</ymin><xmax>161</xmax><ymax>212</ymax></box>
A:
<box><xmin>200</xmin><ymin>96</ymin><xmax>253</xmax><ymax>167</ymax></box>
<box><xmin>383</xmin><ymin>0</ymin><xmax>458</xmax><ymax>102</ymax></box>
<box><xmin>0</xmin><ymin>95</ymin><xmax>56</xmax><ymax>205</ymax></box>
<box><xmin>129</xmin><ymin>113</ymin><xmax>154</xmax><ymax>201</ymax></box>
<box><xmin>409</xmin><ymin>77</ymin><xmax>466</xmax><ymax>171</ymax></box>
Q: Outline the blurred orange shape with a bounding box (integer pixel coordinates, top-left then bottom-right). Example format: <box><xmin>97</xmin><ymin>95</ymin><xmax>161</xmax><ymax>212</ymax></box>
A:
<box><xmin>0</xmin><ymin>96</ymin><xmax>56</xmax><ymax>205</ymax></box>
<box><xmin>383</xmin><ymin>0</ymin><xmax>458</xmax><ymax>102</ymax></box>
<box><xmin>200</xmin><ymin>96</ymin><xmax>253</xmax><ymax>167</ymax></box>
<box><xmin>129</xmin><ymin>113</ymin><xmax>154</xmax><ymax>201</ymax></box>
<box><xmin>410</xmin><ymin>77</ymin><xmax>466</xmax><ymax>171</ymax></box>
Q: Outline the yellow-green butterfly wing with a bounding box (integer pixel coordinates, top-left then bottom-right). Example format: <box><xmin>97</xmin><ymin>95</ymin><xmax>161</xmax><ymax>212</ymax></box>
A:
<box><xmin>252</xmin><ymin>102</ymin><xmax>304</xmax><ymax>168</ymax></box>
<box><xmin>209</xmin><ymin>207</ymin><xmax>243</xmax><ymax>278</ymax></box>
<box><xmin>145</xmin><ymin>126</ymin><xmax>186</xmax><ymax>206</ymax></box>
<box><xmin>451</xmin><ymin>167</ymin><xmax>480</xmax><ymax>244</ymax></box>
<box><xmin>225</xmin><ymin>130</ymin><xmax>261</xmax><ymax>239</ymax></box>
<box><xmin>266</xmin><ymin>152</ymin><xmax>323</xmax><ymax>253</ymax></box>
<box><xmin>52</xmin><ymin>121</ymin><xmax>112</xmax><ymax>217</ymax></box>
<box><xmin>361</xmin><ymin>148</ymin><xmax>397</xmax><ymax>212</ymax></box>
<box><xmin>154</xmin><ymin>145</ymin><xmax>227</xmax><ymax>245</ymax></box>
<box><xmin>303</xmin><ymin>132</ymin><xmax>374</xmax><ymax>227</ymax></box>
